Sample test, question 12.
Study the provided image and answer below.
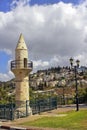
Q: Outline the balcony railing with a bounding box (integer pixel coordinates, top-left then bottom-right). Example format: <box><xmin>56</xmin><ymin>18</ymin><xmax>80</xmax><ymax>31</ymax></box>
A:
<box><xmin>11</xmin><ymin>60</ymin><xmax>33</xmax><ymax>70</ymax></box>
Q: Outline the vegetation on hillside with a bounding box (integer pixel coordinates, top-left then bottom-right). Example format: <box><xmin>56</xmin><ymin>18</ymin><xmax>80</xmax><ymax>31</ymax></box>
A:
<box><xmin>0</xmin><ymin>81</ymin><xmax>15</xmax><ymax>104</ymax></box>
<box><xmin>0</xmin><ymin>66</ymin><xmax>87</xmax><ymax>104</ymax></box>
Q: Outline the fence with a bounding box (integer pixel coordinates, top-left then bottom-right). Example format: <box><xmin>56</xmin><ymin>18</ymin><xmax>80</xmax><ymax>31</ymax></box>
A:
<box><xmin>0</xmin><ymin>103</ymin><xmax>15</xmax><ymax>120</ymax></box>
<box><xmin>0</xmin><ymin>97</ymin><xmax>57</xmax><ymax>120</ymax></box>
<box><xmin>30</xmin><ymin>97</ymin><xmax>57</xmax><ymax>114</ymax></box>
<box><xmin>0</xmin><ymin>96</ymin><xmax>86</xmax><ymax>120</ymax></box>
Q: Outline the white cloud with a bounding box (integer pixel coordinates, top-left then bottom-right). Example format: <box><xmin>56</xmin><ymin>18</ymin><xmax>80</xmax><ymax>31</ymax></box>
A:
<box><xmin>33</xmin><ymin>60</ymin><xmax>49</xmax><ymax>68</ymax></box>
<box><xmin>33</xmin><ymin>55</ymin><xmax>69</xmax><ymax>71</ymax></box>
<box><xmin>10</xmin><ymin>0</ymin><xmax>30</xmax><ymax>9</ymax></box>
<box><xmin>74</xmin><ymin>52</ymin><xmax>87</xmax><ymax>66</ymax></box>
<box><xmin>0</xmin><ymin>71</ymin><xmax>14</xmax><ymax>81</ymax></box>
<box><xmin>0</xmin><ymin>49</ymin><xmax>12</xmax><ymax>55</ymax></box>
<box><xmin>0</xmin><ymin>1</ymin><xmax>87</xmax><ymax>80</ymax></box>
<box><xmin>0</xmin><ymin>59</ymin><xmax>14</xmax><ymax>81</ymax></box>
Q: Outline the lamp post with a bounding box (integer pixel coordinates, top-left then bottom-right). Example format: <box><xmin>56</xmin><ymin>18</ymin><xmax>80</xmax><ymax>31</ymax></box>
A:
<box><xmin>69</xmin><ymin>58</ymin><xmax>80</xmax><ymax>111</ymax></box>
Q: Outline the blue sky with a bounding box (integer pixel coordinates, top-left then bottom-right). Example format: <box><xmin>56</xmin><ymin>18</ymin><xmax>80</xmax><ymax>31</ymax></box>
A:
<box><xmin>0</xmin><ymin>0</ymin><xmax>83</xmax><ymax>12</ymax></box>
<box><xmin>0</xmin><ymin>51</ymin><xmax>11</xmax><ymax>73</ymax></box>
<box><xmin>0</xmin><ymin>0</ymin><xmax>86</xmax><ymax>81</ymax></box>
<box><xmin>0</xmin><ymin>0</ymin><xmax>11</xmax><ymax>12</ymax></box>
<box><xmin>30</xmin><ymin>0</ymin><xmax>81</xmax><ymax>6</ymax></box>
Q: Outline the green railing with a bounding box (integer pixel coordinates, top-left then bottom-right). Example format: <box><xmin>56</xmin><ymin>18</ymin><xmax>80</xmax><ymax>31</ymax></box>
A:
<box><xmin>0</xmin><ymin>103</ymin><xmax>15</xmax><ymax>120</ymax></box>
<box><xmin>30</xmin><ymin>97</ymin><xmax>58</xmax><ymax>114</ymax></box>
<box><xmin>0</xmin><ymin>96</ymin><xmax>86</xmax><ymax>120</ymax></box>
<box><xmin>0</xmin><ymin>97</ymin><xmax>57</xmax><ymax>120</ymax></box>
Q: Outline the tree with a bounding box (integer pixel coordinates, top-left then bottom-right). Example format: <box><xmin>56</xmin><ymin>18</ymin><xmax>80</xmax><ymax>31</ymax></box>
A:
<box><xmin>0</xmin><ymin>87</ymin><xmax>8</xmax><ymax>104</ymax></box>
<box><xmin>78</xmin><ymin>87</ymin><xmax>87</xmax><ymax>103</ymax></box>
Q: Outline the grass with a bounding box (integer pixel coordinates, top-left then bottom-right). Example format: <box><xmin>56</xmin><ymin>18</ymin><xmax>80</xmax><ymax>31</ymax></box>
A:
<box><xmin>20</xmin><ymin>110</ymin><xmax>87</xmax><ymax>130</ymax></box>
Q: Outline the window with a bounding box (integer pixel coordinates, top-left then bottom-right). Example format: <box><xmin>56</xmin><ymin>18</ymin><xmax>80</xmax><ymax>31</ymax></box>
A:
<box><xmin>24</xmin><ymin>58</ymin><xmax>27</xmax><ymax>68</ymax></box>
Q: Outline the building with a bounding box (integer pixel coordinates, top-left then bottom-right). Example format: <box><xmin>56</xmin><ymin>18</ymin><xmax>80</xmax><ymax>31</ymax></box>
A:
<box><xmin>11</xmin><ymin>33</ymin><xmax>33</xmax><ymax>117</ymax></box>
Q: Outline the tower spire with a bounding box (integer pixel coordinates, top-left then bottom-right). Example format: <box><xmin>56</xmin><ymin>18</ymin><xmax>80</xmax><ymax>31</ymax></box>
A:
<box><xmin>16</xmin><ymin>33</ymin><xmax>27</xmax><ymax>50</ymax></box>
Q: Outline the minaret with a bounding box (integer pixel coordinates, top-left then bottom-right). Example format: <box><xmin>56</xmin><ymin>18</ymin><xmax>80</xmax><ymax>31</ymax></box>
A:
<box><xmin>11</xmin><ymin>34</ymin><xmax>33</xmax><ymax>117</ymax></box>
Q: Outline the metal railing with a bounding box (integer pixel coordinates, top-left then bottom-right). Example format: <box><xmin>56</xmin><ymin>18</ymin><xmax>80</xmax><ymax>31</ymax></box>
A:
<box><xmin>11</xmin><ymin>60</ymin><xmax>33</xmax><ymax>70</ymax></box>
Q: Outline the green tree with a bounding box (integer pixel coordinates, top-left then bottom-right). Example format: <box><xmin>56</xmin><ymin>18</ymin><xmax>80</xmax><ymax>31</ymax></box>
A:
<box><xmin>0</xmin><ymin>87</ymin><xmax>8</xmax><ymax>104</ymax></box>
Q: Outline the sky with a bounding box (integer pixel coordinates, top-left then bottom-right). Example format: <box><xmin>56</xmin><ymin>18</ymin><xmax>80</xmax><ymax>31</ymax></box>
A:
<box><xmin>0</xmin><ymin>0</ymin><xmax>87</xmax><ymax>81</ymax></box>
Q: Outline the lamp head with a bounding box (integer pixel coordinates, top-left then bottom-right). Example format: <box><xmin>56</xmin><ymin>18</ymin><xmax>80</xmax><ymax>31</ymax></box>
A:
<box><xmin>69</xmin><ymin>57</ymin><xmax>73</xmax><ymax>67</ymax></box>
<box><xmin>76</xmin><ymin>59</ymin><xmax>80</xmax><ymax>67</ymax></box>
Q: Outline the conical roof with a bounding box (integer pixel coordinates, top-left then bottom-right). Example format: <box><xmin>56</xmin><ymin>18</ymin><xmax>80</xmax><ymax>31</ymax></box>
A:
<box><xmin>16</xmin><ymin>33</ymin><xmax>27</xmax><ymax>50</ymax></box>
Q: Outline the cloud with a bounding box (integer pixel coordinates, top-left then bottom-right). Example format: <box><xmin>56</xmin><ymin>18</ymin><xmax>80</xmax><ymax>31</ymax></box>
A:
<box><xmin>0</xmin><ymin>57</ymin><xmax>15</xmax><ymax>81</ymax></box>
<box><xmin>0</xmin><ymin>0</ymin><xmax>87</xmax><ymax>80</ymax></box>
<box><xmin>10</xmin><ymin>0</ymin><xmax>30</xmax><ymax>9</ymax></box>
<box><xmin>33</xmin><ymin>60</ymin><xmax>49</xmax><ymax>68</ymax></box>
<box><xmin>0</xmin><ymin>49</ymin><xmax>12</xmax><ymax>55</ymax></box>
<box><xmin>0</xmin><ymin>71</ymin><xmax>14</xmax><ymax>81</ymax></box>
<box><xmin>0</xmin><ymin>59</ymin><xmax>14</xmax><ymax>81</ymax></box>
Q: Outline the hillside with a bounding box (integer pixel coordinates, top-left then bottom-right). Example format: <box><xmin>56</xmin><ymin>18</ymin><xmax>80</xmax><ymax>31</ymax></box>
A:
<box><xmin>0</xmin><ymin>66</ymin><xmax>87</xmax><ymax>103</ymax></box>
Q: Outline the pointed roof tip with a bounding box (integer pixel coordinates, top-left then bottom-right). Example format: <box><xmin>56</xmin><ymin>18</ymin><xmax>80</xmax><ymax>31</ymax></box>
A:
<box><xmin>16</xmin><ymin>33</ymin><xmax>27</xmax><ymax>50</ymax></box>
<box><xmin>20</xmin><ymin>33</ymin><xmax>23</xmax><ymax>35</ymax></box>
<box><xmin>18</xmin><ymin>33</ymin><xmax>24</xmax><ymax>42</ymax></box>
<box><xmin>20</xmin><ymin>33</ymin><xmax>23</xmax><ymax>37</ymax></box>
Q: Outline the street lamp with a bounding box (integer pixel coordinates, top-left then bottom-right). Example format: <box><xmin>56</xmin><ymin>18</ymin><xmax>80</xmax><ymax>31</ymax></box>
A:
<box><xmin>69</xmin><ymin>57</ymin><xmax>80</xmax><ymax>111</ymax></box>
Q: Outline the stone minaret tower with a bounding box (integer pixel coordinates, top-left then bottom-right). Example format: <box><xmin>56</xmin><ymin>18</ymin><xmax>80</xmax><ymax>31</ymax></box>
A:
<box><xmin>11</xmin><ymin>33</ymin><xmax>33</xmax><ymax>117</ymax></box>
